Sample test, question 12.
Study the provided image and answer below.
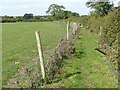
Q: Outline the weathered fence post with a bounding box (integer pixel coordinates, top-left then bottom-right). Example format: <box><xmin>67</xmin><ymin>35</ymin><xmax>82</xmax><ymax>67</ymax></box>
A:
<box><xmin>72</xmin><ymin>22</ymin><xmax>77</xmax><ymax>35</ymax></box>
<box><xmin>67</xmin><ymin>21</ymin><xmax>69</xmax><ymax>40</ymax></box>
<box><xmin>100</xmin><ymin>27</ymin><xmax>102</xmax><ymax>36</ymax></box>
<box><xmin>99</xmin><ymin>27</ymin><xmax>102</xmax><ymax>48</ymax></box>
<box><xmin>72</xmin><ymin>22</ymin><xmax>75</xmax><ymax>34</ymax></box>
<box><xmin>35</xmin><ymin>31</ymin><xmax>46</xmax><ymax>82</ymax></box>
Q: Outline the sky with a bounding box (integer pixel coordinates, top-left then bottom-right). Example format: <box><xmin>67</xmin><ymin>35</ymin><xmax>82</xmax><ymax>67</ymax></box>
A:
<box><xmin>0</xmin><ymin>0</ymin><xmax>119</xmax><ymax>16</ymax></box>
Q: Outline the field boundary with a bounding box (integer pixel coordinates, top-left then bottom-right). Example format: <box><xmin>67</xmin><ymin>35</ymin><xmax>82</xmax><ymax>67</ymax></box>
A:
<box><xmin>4</xmin><ymin>21</ymin><xmax>81</xmax><ymax>88</ymax></box>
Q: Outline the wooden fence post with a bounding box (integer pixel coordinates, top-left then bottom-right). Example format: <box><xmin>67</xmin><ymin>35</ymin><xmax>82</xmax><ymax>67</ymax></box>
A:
<box><xmin>100</xmin><ymin>27</ymin><xmax>102</xmax><ymax>36</ymax></box>
<box><xmin>72</xmin><ymin>22</ymin><xmax>77</xmax><ymax>35</ymax></box>
<box><xmin>72</xmin><ymin>22</ymin><xmax>75</xmax><ymax>34</ymax></box>
<box><xmin>35</xmin><ymin>31</ymin><xmax>46</xmax><ymax>81</ymax></box>
<box><xmin>67</xmin><ymin>21</ymin><xmax>69</xmax><ymax>40</ymax></box>
<box><xmin>99</xmin><ymin>27</ymin><xmax>102</xmax><ymax>48</ymax></box>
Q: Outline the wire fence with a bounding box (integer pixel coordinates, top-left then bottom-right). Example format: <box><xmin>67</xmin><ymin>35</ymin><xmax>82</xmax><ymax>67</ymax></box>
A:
<box><xmin>4</xmin><ymin>21</ymin><xmax>81</xmax><ymax>88</ymax></box>
<box><xmin>44</xmin><ymin>21</ymin><xmax>81</xmax><ymax>84</ymax></box>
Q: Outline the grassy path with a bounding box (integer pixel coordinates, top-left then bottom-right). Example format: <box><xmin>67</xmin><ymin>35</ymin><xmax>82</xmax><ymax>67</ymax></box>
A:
<box><xmin>45</xmin><ymin>28</ymin><xmax>118</xmax><ymax>88</ymax></box>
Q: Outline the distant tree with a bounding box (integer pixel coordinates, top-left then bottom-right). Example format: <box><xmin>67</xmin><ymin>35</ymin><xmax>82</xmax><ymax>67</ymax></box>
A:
<box><xmin>23</xmin><ymin>13</ymin><xmax>34</xmax><ymax>21</ymax></box>
<box><xmin>46</xmin><ymin>4</ymin><xmax>80</xmax><ymax>20</ymax></box>
<box><xmin>72</xmin><ymin>12</ymin><xmax>79</xmax><ymax>17</ymax></box>
<box><xmin>86</xmin><ymin>0</ymin><xmax>114</xmax><ymax>16</ymax></box>
<box><xmin>63</xmin><ymin>10</ymin><xmax>72</xmax><ymax>19</ymax></box>
<box><xmin>2</xmin><ymin>15</ymin><xmax>17</xmax><ymax>23</ymax></box>
<box><xmin>46</xmin><ymin>4</ymin><xmax>65</xmax><ymax>20</ymax></box>
<box><xmin>63</xmin><ymin>11</ymin><xmax>79</xmax><ymax>19</ymax></box>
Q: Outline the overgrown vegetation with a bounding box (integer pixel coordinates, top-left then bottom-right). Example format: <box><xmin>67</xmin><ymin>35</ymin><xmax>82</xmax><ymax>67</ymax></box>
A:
<box><xmin>67</xmin><ymin>5</ymin><xmax>119</xmax><ymax>77</ymax></box>
<box><xmin>45</xmin><ymin>23</ymin><xmax>80</xmax><ymax>83</ymax></box>
<box><xmin>44</xmin><ymin>28</ymin><xmax>118</xmax><ymax>88</ymax></box>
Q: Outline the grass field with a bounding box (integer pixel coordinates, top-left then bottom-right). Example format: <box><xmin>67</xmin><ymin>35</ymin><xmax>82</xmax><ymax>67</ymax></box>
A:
<box><xmin>2</xmin><ymin>22</ymin><xmax>67</xmax><ymax>85</ymax></box>
<box><xmin>45</xmin><ymin>28</ymin><xmax>118</xmax><ymax>88</ymax></box>
<box><xmin>2</xmin><ymin>22</ymin><xmax>118</xmax><ymax>88</ymax></box>
<box><xmin>0</xmin><ymin>23</ymin><xmax>2</xmax><ymax>88</ymax></box>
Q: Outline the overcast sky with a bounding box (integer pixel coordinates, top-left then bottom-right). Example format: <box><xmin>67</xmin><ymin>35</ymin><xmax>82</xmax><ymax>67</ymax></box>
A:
<box><xmin>0</xmin><ymin>0</ymin><xmax>119</xmax><ymax>16</ymax></box>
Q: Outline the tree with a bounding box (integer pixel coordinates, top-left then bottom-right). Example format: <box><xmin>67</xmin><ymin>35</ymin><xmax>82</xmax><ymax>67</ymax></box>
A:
<box><xmin>72</xmin><ymin>12</ymin><xmax>79</xmax><ymax>17</ymax></box>
<box><xmin>46</xmin><ymin>4</ymin><xmax>65</xmax><ymax>20</ymax></box>
<box><xmin>46</xmin><ymin>4</ymin><xmax>80</xmax><ymax>20</ymax></box>
<box><xmin>63</xmin><ymin>11</ymin><xmax>79</xmax><ymax>19</ymax></box>
<box><xmin>23</xmin><ymin>13</ymin><xmax>34</xmax><ymax>21</ymax></box>
<box><xmin>2</xmin><ymin>15</ymin><xmax>17</xmax><ymax>22</ymax></box>
<box><xmin>62</xmin><ymin>10</ymin><xmax>72</xmax><ymax>19</ymax></box>
<box><xmin>86</xmin><ymin>0</ymin><xmax>113</xmax><ymax>16</ymax></box>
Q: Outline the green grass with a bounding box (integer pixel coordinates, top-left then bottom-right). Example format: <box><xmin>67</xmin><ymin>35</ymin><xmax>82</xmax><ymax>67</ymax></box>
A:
<box><xmin>2</xmin><ymin>22</ymin><xmax>67</xmax><ymax>86</ymax></box>
<box><xmin>45</xmin><ymin>28</ymin><xmax>118</xmax><ymax>88</ymax></box>
<box><xmin>0</xmin><ymin>23</ymin><xmax>2</xmax><ymax>88</ymax></box>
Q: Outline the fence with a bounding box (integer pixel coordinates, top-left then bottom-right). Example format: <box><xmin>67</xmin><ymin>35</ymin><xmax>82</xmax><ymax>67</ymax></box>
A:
<box><xmin>5</xmin><ymin>21</ymin><xmax>81</xmax><ymax>88</ymax></box>
<box><xmin>44</xmin><ymin>21</ymin><xmax>80</xmax><ymax>84</ymax></box>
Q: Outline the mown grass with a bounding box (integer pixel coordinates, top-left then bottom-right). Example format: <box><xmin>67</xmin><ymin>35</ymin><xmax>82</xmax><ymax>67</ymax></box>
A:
<box><xmin>45</xmin><ymin>28</ymin><xmax>118</xmax><ymax>88</ymax></box>
<box><xmin>2</xmin><ymin>22</ymin><xmax>67</xmax><ymax>85</ymax></box>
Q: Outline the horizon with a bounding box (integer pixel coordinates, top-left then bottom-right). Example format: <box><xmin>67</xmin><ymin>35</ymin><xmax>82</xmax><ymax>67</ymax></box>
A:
<box><xmin>0</xmin><ymin>0</ymin><xmax>119</xmax><ymax>16</ymax></box>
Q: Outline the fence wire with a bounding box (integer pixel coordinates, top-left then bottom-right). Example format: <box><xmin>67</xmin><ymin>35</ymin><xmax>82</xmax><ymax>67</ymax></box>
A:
<box><xmin>4</xmin><ymin>21</ymin><xmax>81</xmax><ymax>88</ymax></box>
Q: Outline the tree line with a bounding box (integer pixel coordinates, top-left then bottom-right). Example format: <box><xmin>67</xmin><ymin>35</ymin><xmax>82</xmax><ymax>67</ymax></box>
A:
<box><xmin>1</xmin><ymin>15</ymin><xmax>53</xmax><ymax>23</ymax></box>
<box><xmin>1</xmin><ymin>4</ymin><xmax>79</xmax><ymax>23</ymax></box>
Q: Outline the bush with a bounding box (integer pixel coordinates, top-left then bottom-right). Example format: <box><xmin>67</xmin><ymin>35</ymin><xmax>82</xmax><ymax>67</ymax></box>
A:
<box><xmin>68</xmin><ymin>7</ymin><xmax>119</xmax><ymax>74</ymax></box>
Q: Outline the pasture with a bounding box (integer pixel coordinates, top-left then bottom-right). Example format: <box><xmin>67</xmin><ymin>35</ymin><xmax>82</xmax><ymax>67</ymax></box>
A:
<box><xmin>2</xmin><ymin>22</ymin><xmax>67</xmax><ymax>85</ymax></box>
<box><xmin>2</xmin><ymin>22</ymin><xmax>118</xmax><ymax>88</ymax></box>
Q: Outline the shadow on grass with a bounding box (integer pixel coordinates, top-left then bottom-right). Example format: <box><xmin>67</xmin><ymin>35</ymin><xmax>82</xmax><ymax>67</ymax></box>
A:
<box><xmin>47</xmin><ymin>71</ymin><xmax>81</xmax><ymax>84</ymax></box>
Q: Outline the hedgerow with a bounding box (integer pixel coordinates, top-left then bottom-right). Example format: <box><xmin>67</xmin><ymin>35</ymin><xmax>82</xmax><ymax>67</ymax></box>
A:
<box><xmin>74</xmin><ymin>7</ymin><xmax>119</xmax><ymax>75</ymax></box>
